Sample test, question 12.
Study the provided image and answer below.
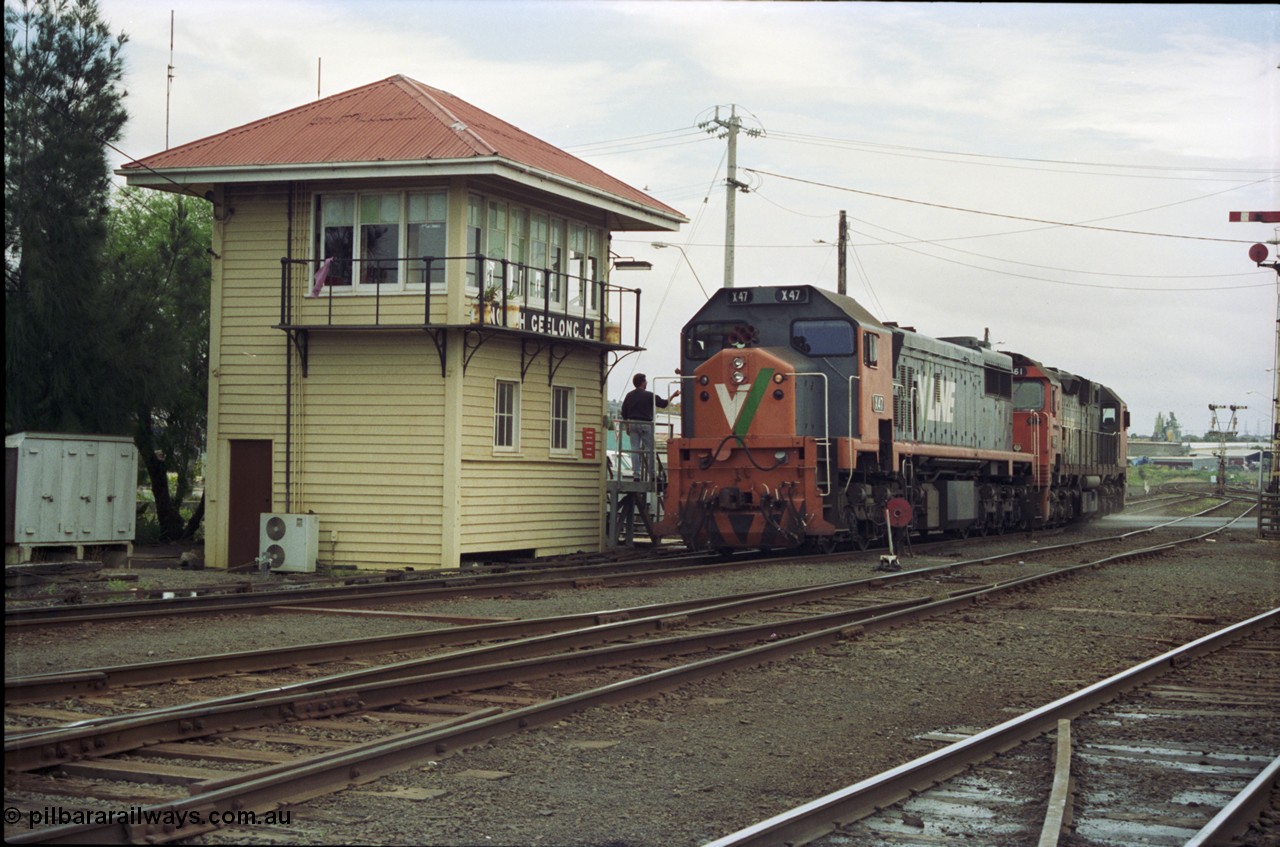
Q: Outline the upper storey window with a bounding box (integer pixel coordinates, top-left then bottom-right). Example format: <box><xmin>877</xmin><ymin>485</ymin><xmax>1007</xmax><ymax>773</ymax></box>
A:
<box><xmin>468</xmin><ymin>194</ymin><xmax>602</xmax><ymax>315</ymax></box>
<box><xmin>315</xmin><ymin>191</ymin><xmax>447</xmax><ymax>292</ymax></box>
<box><xmin>314</xmin><ymin>189</ymin><xmax>604</xmax><ymax>311</ymax></box>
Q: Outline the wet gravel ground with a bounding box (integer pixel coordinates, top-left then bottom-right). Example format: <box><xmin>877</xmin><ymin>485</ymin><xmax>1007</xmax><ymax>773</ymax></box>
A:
<box><xmin>5</xmin><ymin>514</ymin><xmax>1278</xmax><ymax>846</ymax></box>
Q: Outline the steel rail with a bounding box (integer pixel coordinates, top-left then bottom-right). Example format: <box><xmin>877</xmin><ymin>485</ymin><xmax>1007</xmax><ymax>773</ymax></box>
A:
<box><xmin>5</xmin><ymin>561</ymin><xmax>938</xmax><ymax>705</ymax></box>
<box><xmin>1182</xmin><ymin>754</ymin><xmax>1280</xmax><ymax>847</ymax></box>
<box><xmin>703</xmin><ymin>608</ymin><xmax>1279</xmax><ymax>847</ymax></box>
<box><xmin>7</xmin><ymin>504</ymin><xmax>1243</xmax><ymax>705</ymax></box>
<box><xmin>12</xmin><ymin>506</ymin><xmax>1248</xmax><ymax>763</ymax></box>
<box><xmin>5</xmin><ymin>580</ymin><xmax>945</xmax><ymax>770</ymax></box>
<box><xmin>10</xmin><ymin>542</ymin><xmax>1267</xmax><ymax>844</ymax></box>
<box><xmin>4</xmin><ymin>599</ymin><xmax>963</xmax><ymax>844</ymax></box>
<box><xmin>2</xmin><ymin>553</ymin><xmax>736</xmax><ymax>628</ymax></box>
<box><xmin>18</xmin><ymin>511</ymin><xmax>1195</xmax><ymax>772</ymax></box>
<box><xmin>6</xmin><ymin>496</ymin><xmax>1243</xmax><ymax>629</ymax></box>
<box><xmin>6</xmin><ymin>507</ymin><xmax>1250</xmax><ymax>761</ymax></box>
<box><xmin>4</xmin><ymin>584</ymin><xmax>785</xmax><ymax>703</ymax></box>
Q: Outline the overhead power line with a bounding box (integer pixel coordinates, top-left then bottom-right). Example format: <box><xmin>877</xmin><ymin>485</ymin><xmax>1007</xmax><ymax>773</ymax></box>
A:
<box><xmin>564</xmin><ymin>127</ymin><xmax>709</xmax><ymax>156</ymax></box>
<box><xmin>764</xmin><ymin>129</ymin><xmax>1279</xmax><ymax>180</ymax></box>
<box><xmin>835</xmin><ymin>212</ymin><xmax>1273</xmax><ymax>292</ymax></box>
<box><xmin>744</xmin><ymin>168</ymin><xmax>1265</xmax><ymax>244</ymax></box>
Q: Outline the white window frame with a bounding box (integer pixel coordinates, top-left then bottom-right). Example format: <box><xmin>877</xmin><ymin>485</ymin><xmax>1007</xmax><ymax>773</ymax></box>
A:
<box><xmin>507</xmin><ymin>205</ymin><xmax>528</xmax><ymax>302</ymax></box>
<box><xmin>359</xmin><ymin>192</ymin><xmax>402</xmax><ymax>290</ymax></box>
<box><xmin>407</xmin><ymin>191</ymin><xmax>448</xmax><ymax>292</ymax></box>
<box><xmin>551</xmin><ymin>385</ymin><xmax>575</xmax><ymax>455</ymax></box>
<box><xmin>528</xmin><ymin>212</ymin><xmax>549</xmax><ymax>307</ymax></box>
<box><xmin>316</xmin><ymin>193</ymin><xmax>357</xmax><ymax>290</ymax></box>
<box><xmin>494</xmin><ymin>379</ymin><xmax>520</xmax><ymax>452</ymax></box>
<box><xmin>313</xmin><ymin>190</ymin><xmax>447</xmax><ymax>295</ymax></box>
<box><xmin>466</xmin><ymin>193</ymin><xmax>484</xmax><ymax>293</ymax></box>
<box><xmin>483</xmin><ymin>199</ymin><xmax>508</xmax><ymax>301</ymax></box>
<box><xmin>548</xmin><ymin>216</ymin><xmax>566</xmax><ymax>311</ymax></box>
<box><xmin>463</xmin><ymin>196</ymin><xmax>604</xmax><ymax>316</ymax></box>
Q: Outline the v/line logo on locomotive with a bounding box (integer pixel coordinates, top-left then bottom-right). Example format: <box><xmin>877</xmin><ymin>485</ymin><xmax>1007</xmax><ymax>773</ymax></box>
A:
<box><xmin>919</xmin><ymin>371</ymin><xmax>957</xmax><ymax>425</ymax></box>
<box><xmin>714</xmin><ymin>367</ymin><xmax>776</xmax><ymax>434</ymax></box>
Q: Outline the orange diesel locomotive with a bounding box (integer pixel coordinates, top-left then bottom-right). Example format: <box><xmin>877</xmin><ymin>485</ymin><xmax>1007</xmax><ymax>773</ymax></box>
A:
<box><xmin>655</xmin><ymin>285</ymin><xmax>1128</xmax><ymax>552</ymax></box>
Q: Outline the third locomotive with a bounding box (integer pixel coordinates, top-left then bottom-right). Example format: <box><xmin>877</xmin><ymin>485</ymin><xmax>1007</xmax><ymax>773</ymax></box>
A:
<box><xmin>655</xmin><ymin>285</ymin><xmax>1128</xmax><ymax>552</ymax></box>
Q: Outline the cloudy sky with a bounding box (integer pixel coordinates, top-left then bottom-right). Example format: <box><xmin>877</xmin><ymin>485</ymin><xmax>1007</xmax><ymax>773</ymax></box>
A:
<box><xmin>101</xmin><ymin>1</ymin><xmax>1278</xmax><ymax>439</ymax></box>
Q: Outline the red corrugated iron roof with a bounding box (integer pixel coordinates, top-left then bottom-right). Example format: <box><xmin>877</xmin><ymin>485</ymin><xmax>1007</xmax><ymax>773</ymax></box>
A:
<box><xmin>124</xmin><ymin>75</ymin><xmax>683</xmax><ymax>221</ymax></box>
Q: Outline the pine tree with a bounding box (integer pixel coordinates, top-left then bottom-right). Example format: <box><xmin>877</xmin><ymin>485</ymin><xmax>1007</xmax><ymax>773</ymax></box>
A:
<box><xmin>4</xmin><ymin>0</ymin><xmax>128</xmax><ymax>433</ymax></box>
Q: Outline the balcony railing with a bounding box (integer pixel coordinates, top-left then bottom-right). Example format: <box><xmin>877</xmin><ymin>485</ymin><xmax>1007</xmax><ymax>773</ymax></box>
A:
<box><xmin>279</xmin><ymin>254</ymin><xmax>641</xmax><ymax>347</ymax></box>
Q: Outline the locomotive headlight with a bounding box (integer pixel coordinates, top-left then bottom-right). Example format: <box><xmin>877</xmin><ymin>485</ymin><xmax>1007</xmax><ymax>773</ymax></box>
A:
<box><xmin>698</xmin><ymin>374</ymin><xmax>709</xmax><ymax>385</ymax></box>
<box><xmin>731</xmin><ymin>371</ymin><xmax>746</xmax><ymax>384</ymax></box>
<box><xmin>731</xmin><ymin>356</ymin><xmax>746</xmax><ymax>370</ymax></box>
<box><xmin>774</xmin><ymin>450</ymin><xmax>788</xmax><ymax>464</ymax></box>
<box><xmin>772</xmin><ymin>372</ymin><xmax>786</xmax><ymax>384</ymax></box>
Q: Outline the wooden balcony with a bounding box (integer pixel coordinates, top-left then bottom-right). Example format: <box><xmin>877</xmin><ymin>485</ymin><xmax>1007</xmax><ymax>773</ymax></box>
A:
<box><xmin>277</xmin><ymin>255</ymin><xmax>643</xmax><ymax>379</ymax></box>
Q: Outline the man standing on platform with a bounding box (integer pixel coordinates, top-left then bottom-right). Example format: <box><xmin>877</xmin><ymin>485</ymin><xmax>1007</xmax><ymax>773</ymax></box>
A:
<box><xmin>621</xmin><ymin>373</ymin><xmax>678</xmax><ymax>481</ymax></box>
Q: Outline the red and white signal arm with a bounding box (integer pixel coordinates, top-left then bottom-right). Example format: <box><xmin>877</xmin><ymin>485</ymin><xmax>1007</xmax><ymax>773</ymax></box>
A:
<box><xmin>1228</xmin><ymin>211</ymin><xmax>1280</xmax><ymax>223</ymax></box>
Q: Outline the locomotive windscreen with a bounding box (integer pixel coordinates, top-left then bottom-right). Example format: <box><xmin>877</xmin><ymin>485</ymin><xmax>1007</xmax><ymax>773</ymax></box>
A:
<box><xmin>1013</xmin><ymin>380</ymin><xmax>1044</xmax><ymax>410</ymax></box>
<box><xmin>790</xmin><ymin>319</ymin><xmax>855</xmax><ymax>357</ymax></box>
<box><xmin>685</xmin><ymin>321</ymin><xmax>759</xmax><ymax>360</ymax></box>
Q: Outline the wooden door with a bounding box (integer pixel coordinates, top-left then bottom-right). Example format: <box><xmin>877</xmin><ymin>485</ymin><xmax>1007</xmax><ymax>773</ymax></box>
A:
<box><xmin>227</xmin><ymin>440</ymin><xmax>272</xmax><ymax>568</ymax></box>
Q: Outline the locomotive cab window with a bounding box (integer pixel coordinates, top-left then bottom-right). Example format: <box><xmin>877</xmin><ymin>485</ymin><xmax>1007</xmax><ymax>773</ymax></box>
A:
<box><xmin>863</xmin><ymin>332</ymin><xmax>880</xmax><ymax>367</ymax></box>
<box><xmin>1013</xmin><ymin>380</ymin><xmax>1044</xmax><ymax>411</ymax></box>
<box><xmin>685</xmin><ymin>321</ymin><xmax>757</xmax><ymax>360</ymax></box>
<box><xmin>790</xmin><ymin>319</ymin><xmax>854</xmax><ymax>357</ymax></box>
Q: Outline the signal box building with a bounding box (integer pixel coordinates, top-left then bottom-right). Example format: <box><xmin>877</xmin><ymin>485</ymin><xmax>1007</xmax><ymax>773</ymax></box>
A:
<box><xmin>122</xmin><ymin>75</ymin><xmax>684</xmax><ymax>570</ymax></box>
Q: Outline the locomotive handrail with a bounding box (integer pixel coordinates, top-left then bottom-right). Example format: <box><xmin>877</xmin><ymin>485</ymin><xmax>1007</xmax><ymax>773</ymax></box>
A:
<box><xmin>1030</xmin><ymin>412</ymin><xmax>1042</xmax><ymax>488</ymax></box>
<box><xmin>845</xmin><ymin>374</ymin><xmax>861</xmax><ymax>492</ymax></box>
<box><xmin>792</xmin><ymin>372</ymin><xmax>831</xmax><ymax>498</ymax></box>
<box><xmin>849</xmin><ymin>374</ymin><xmax>861</xmax><ymax>439</ymax></box>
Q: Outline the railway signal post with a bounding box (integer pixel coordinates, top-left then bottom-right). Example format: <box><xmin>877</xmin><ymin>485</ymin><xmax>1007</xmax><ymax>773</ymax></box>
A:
<box><xmin>1229</xmin><ymin>211</ymin><xmax>1280</xmax><ymax>536</ymax></box>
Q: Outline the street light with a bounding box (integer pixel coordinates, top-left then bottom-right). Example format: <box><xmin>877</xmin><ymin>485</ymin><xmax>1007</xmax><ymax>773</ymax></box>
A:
<box><xmin>651</xmin><ymin>242</ymin><xmax>710</xmax><ymax>300</ymax></box>
<box><xmin>612</xmin><ymin>258</ymin><xmax>652</xmax><ymax>271</ymax></box>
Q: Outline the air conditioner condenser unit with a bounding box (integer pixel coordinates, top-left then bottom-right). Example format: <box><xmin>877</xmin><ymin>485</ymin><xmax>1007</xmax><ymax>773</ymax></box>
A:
<box><xmin>259</xmin><ymin>513</ymin><xmax>319</xmax><ymax>573</ymax></box>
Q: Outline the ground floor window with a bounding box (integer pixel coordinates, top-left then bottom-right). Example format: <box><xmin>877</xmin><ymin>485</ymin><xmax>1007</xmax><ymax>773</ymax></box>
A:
<box><xmin>494</xmin><ymin>380</ymin><xmax>519</xmax><ymax>450</ymax></box>
<box><xmin>551</xmin><ymin>385</ymin><xmax>574</xmax><ymax>453</ymax></box>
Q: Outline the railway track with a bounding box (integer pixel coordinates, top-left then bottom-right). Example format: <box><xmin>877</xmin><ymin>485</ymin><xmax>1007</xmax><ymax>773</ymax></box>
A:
<box><xmin>706</xmin><ymin>609</ymin><xmax>1279</xmax><ymax>847</ymax></box>
<box><xmin>3</xmin><ymin>549</ymin><xmax>727</xmax><ymax>627</ymax></box>
<box><xmin>5</xmin><ymin>494</ymin><xmax>1252</xmax><ymax>630</ymax></box>
<box><xmin>5</xmin><ymin>502</ymin><xmax>1247</xmax><ymax>708</ymax></box>
<box><xmin>4</xmin><ymin>508</ymin><xmax>1263</xmax><ymax>844</ymax></box>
